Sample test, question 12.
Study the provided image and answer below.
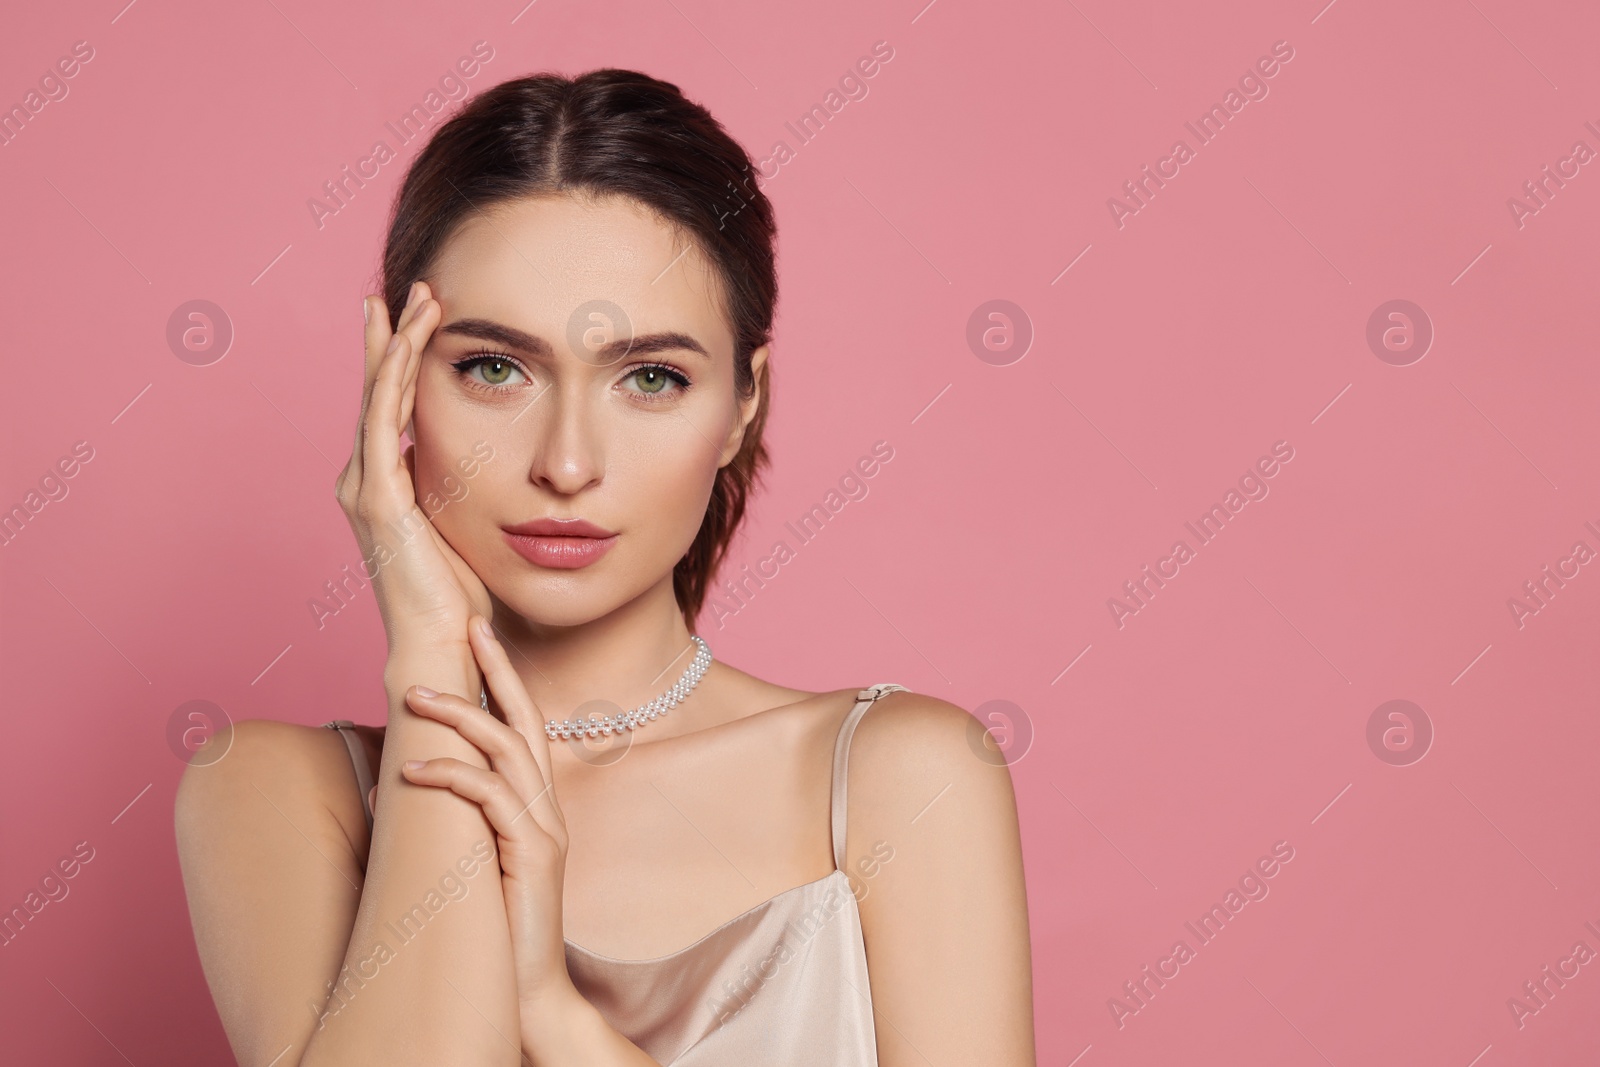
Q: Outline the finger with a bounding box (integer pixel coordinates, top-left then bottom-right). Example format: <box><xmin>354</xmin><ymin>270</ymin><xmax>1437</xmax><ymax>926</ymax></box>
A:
<box><xmin>358</xmin><ymin>292</ymin><xmax>404</xmax><ymax>452</ymax></box>
<box><xmin>361</xmin><ymin>331</ymin><xmax>413</xmax><ymax>495</ymax></box>
<box><xmin>343</xmin><ymin>288</ymin><xmax>413</xmax><ymax>497</ymax></box>
<box><xmin>399</xmin><ymin>281</ymin><xmax>439</xmax><ymax>353</ymax></box>
<box><xmin>396</xmin><ymin>322</ymin><xmax>424</xmax><ymax>442</ymax></box>
<box><xmin>405</xmin><ymin>686</ymin><xmax>544</xmax><ymax>786</ymax></box>
<box><xmin>393</xmin><ymin>279</ymin><xmax>425</xmax><ymax>333</ymax></box>
<box><xmin>380</xmin><ymin>284</ymin><xmax>436</xmax><ymax>472</ymax></box>
<box><xmin>394</xmin><ymin>288</ymin><xmax>439</xmax><ymax>435</ymax></box>
<box><xmin>362</xmin><ymin>291</ymin><xmax>396</xmax><ymax>407</ymax></box>
<box><xmin>469</xmin><ymin>615</ymin><xmax>557</xmax><ymax>797</ymax></box>
<box><xmin>405</xmin><ymin>687</ymin><xmax>563</xmax><ymax>838</ymax></box>
<box><xmin>401</xmin><ymin>758</ymin><xmax>563</xmax><ymax>846</ymax></box>
<box><xmin>340</xmin><ymin>296</ymin><xmax>384</xmax><ymax>499</ymax></box>
<box><xmin>366</xmin><ymin>282</ymin><xmax>423</xmax><ymax>424</ymax></box>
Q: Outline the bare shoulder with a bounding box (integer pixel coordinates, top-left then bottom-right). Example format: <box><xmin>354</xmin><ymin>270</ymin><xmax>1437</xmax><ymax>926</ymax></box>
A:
<box><xmin>709</xmin><ymin>671</ymin><xmax>1014</xmax><ymax>803</ymax></box>
<box><xmin>839</xmin><ymin>689</ymin><xmax>1023</xmax><ymax>872</ymax></box>
<box><xmin>843</xmin><ymin>691</ymin><xmax>1035</xmax><ymax>1065</ymax></box>
<box><xmin>172</xmin><ymin>719</ymin><xmax>379</xmax><ymax>1066</ymax></box>
<box><xmin>850</xmin><ymin>690</ymin><xmax>1018</xmax><ymax>802</ymax></box>
<box><xmin>174</xmin><ymin>718</ymin><xmax>370</xmax><ymax>855</ymax></box>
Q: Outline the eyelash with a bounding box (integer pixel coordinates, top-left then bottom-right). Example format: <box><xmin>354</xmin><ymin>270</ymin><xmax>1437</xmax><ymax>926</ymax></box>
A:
<box><xmin>448</xmin><ymin>350</ymin><xmax>693</xmax><ymax>402</ymax></box>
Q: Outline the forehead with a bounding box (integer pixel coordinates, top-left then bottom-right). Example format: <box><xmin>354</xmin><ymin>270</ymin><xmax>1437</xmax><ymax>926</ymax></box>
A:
<box><xmin>425</xmin><ymin>193</ymin><xmax>732</xmax><ymax>355</ymax></box>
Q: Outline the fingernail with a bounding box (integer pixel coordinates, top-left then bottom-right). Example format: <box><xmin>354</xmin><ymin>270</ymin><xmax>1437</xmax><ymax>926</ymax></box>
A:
<box><xmin>476</xmin><ymin>616</ymin><xmax>493</xmax><ymax>640</ymax></box>
<box><xmin>407</xmin><ymin>281</ymin><xmax>420</xmax><ymax>306</ymax></box>
<box><xmin>386</xmin><ymin>334</ymin><xmax>402</xmax><ymax>356</ymax></box>
<box><xmin>403</xmin><ymin>760</ymin><xmax>425</xmax><ymax>770</ymax></box>
<box><xmin>362</xmin><ymin>297</ymin><xmax>370</xmax><ymax>324</ymax></box>
<box><xmin>413</xmin><ymin>685</ymin><xmax>438</xmax><ymax>698</ymax></box>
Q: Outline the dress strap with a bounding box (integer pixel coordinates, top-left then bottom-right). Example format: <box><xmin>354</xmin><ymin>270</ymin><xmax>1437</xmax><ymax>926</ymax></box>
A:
<box><xmin>829</xmin><ymin>684</ymin><xmax>909</xmax><ymax>871</ymax></box>
<box><xmin>323</xmin><ymin>720</ymin><xmax>374</xmax><ymax>832</ymax></box>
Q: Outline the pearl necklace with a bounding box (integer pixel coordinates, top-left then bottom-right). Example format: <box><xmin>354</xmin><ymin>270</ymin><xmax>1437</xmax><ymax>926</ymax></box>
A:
<box><xmin>481</xmin><ymin>635</ymin><xmax>714</xmax><ymax>741</ymax></box>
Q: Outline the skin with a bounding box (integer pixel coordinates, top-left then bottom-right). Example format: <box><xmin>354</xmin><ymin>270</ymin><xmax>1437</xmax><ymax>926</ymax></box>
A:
<box><xmin>175</xmin><ymin>191</ymin><xmax>1036</xmax><ymax>1066</ymax></box>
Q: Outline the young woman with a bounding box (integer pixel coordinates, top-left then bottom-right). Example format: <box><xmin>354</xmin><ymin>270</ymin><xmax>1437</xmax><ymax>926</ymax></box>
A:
<box><xmin>176</xmin><ymin>69</ymin><xmax>1035</xmax><ymax>1067</ymax></box>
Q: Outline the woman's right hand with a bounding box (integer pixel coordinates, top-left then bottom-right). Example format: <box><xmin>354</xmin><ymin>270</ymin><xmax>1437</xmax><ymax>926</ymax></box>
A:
<box><xmin>337</xmin><ymin>281</ymin><xmax>493</xmax><ymax>663</ymax></box>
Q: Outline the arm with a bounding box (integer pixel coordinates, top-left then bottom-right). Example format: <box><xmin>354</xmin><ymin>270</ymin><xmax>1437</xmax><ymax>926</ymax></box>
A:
<box><xmin>177</xmin><ymin>284</ymin><xmax>524</xmax><ymax>1065</ymax></box>
<box><xmin>173</xmin><ymin>644</ymin><xmax>523</xmax><ymax>1067</ymax></box>
<box><xmin>298</xmin><ymin>642</ymin><xmax>524</xmax><ymax>1065</ymax></box>
<box><xmin>845</xmin><ymin>693</ymin><xmax>1037</xmax><ymax>1067</ymax></box>
<box><xmin>397</xmin><ymin>617</ymin><xmax>663</xmax><ymax>1067</ymax></box>
<box><xmin>302</xmin><ymin>280</ymin><xmax>523</xmax><ymax>1064</ymax></box>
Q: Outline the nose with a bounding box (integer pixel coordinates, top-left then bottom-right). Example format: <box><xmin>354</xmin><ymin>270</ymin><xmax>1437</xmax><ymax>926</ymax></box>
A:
<box><xmin>522</xmin><ymin>382</ymin><xmax>604</xmax><ymax>495</ymax></box>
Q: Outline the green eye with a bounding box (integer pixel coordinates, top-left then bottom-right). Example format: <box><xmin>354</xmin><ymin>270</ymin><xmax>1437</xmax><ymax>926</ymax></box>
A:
<box><xmin>634</xmin><ymin>367</ymin><xmax>669</xmax><ymax>393</ymax></box>
<box><xmin>478</xmin><ymin>359</ymin><xmax>514</xmax><ymax>385</ymax></box>
<box><xmin>450</xmin><ymin>354</ymin><xmax>526</xmax><ymax>389</ymax></box>
<box><xmin>625</xmin><ymin>363</ymin><xmax>691</xmax><ymax>399</ymax></box>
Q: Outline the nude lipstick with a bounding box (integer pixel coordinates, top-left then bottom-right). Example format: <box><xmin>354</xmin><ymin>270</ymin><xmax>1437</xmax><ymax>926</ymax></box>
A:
<box><xmin>501</xmin><ymin>517</ymin><xmax>619</xmax><ymax>569</ymax></box>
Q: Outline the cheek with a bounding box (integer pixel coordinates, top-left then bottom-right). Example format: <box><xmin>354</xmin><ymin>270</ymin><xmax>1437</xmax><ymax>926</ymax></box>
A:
<box><xmin>410</xmin><ymin>424</ymin><xmax>493</xmax><ymax>536</ymax></box>
<box><xmin>415</xmin><ymin>457</ymin><xmax>477</xmax><ymax>524</ymax></box>
<box><xmin>616</xmin><ymin>426</ymin><xmax>723</xmax><ymax>545</ymax></box>
<box><xmin>416</xmin><ymin>454</ymin><xmax>503</xmax><ymax>576</ymax></box>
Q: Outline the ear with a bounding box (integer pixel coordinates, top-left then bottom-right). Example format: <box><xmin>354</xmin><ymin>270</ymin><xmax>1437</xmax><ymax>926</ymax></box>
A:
<box><xmin>718</xmin><ymin>344</ymin><xmax>768</xmax><ymax>467</ymax></box>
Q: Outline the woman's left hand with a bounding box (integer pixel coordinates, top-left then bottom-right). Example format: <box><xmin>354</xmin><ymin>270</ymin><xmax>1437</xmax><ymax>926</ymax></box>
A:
<box><xmin>397</xmin><ymin>613</ymin><xmax>577</xmax><ymax>1015</ymax></box>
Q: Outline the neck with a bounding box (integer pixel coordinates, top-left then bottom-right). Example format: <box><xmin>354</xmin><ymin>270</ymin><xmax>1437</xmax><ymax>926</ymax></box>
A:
<box><xmin>488</xmin><ymin>576</ymin><xmax>702</xmax><ymax>723</ymax></box>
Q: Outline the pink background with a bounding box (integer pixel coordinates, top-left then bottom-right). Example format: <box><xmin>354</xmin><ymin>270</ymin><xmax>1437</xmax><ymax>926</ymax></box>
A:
<box><xmin>2</xmin><ymin>0</ymin><xmax>1598</xmax><ymax>1063</ymax></box>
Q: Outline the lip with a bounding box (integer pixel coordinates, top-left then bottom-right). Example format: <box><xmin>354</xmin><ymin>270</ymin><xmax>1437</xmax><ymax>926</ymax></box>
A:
<box><xmin>501</xmin><ymin>517</ymin><xmax>618</xmax><ymax>570</ymax></box>
<box><xmin>504</xmin><ymin>517</ymin><xmax>617</xmax><ymax>538</ymax></box>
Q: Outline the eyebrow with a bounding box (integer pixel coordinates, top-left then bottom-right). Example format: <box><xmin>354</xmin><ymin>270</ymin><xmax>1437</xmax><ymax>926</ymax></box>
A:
<box><xmin>438</xmin><ymin>318</ymin><xmax>711</xmax><ymax>362</ymax></box>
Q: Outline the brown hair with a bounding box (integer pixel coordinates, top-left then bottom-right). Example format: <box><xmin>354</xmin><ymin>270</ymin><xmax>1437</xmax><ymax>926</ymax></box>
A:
<box><xmin>379</xmin><ymin>70</ymin><xmax>777</xmax><ymax>628</ymax></box>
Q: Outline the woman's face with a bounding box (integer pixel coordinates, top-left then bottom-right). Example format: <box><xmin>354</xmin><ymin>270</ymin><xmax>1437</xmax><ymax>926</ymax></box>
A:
<box><xmin>407</xmin><ymin>192</ymin><xmax>765</xmax><ymax>629</ymax></box>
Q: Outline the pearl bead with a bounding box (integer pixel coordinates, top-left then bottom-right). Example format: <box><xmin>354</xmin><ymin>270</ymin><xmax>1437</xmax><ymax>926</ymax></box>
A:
<box><xmin>540</xmin><ymin>635</ymin><xmax>711</xmax><ymax>742</ymax></box>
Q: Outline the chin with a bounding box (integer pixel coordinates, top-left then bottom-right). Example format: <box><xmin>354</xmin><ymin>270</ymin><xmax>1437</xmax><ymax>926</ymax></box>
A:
<box><xmin>499</xmin><ymin>584</ymin><xmax>618</xmax><ymax>629</ymax></box>
<box><xmin>479</xmin><ymin>550</ymin><xmax>657</xmax><ymax>630</ymax></box>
